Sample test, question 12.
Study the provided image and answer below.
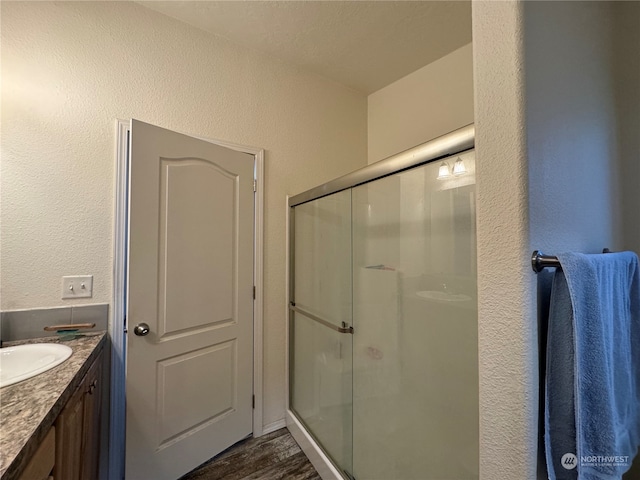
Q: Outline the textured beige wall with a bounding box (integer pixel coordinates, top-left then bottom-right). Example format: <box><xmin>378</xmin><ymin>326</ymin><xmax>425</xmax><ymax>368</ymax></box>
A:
<box><xmin>0</xmin><ymin>1</ymin><xmax>367</xmax><ymax>428</ymax></box>
<box><xmin>473</xmin><ymin>2</ymin><xmax>539</xmax><ymax>478</ymax></box>
<box><xmin>526</xmin><ymin>1</ymin><xmax>621</xmax><ymax>254</ymax></box>
<box><xmin>614</xmin><ymin>1</ymin><xmax>640</xmax><ymax>254</ymax></box>
<box><xmin>367</xmin><ymin>43</ymin><xmax>474</xmax><ymax>163</ymax></box>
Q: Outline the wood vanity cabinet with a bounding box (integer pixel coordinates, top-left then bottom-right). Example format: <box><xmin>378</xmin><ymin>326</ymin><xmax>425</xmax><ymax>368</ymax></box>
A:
<box><xmin>53</xmin><ymin>348</ymin><xmax>104</xmax><ymax>480</ymax></box>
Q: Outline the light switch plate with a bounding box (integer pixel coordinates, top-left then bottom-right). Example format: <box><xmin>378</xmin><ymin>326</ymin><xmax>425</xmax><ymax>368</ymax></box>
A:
<box><xmin>62</xmin><ymin>275</ymin><xmax>93</xmax><ymax>299</ymax></box>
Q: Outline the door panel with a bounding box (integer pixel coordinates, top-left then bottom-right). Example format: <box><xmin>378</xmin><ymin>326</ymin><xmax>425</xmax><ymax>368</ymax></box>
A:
<box><xmin>126</xmin><ymin>120</ymin><xmax>254</xmax><ymax>480</ymax></box>
<box><xmin>160</xmin><ymin>159</ymin><xmax>236</xmax><ymax>336</ymax></box>
<box><xmin>156</xmin><ymin>340</ymin><xmax>236</xmax><ymax>446</ymax></box>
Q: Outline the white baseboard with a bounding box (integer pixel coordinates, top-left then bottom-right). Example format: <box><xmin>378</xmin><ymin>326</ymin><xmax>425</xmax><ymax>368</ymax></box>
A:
<box><xmin>286</xmin><ymin>410</ymin><xmax>345</xmax><ymax>480</ymax></box>
<box><xmin>262</xmin><ymin>418</ymin><xmax>287</xmax><ymax>435</ymax></box>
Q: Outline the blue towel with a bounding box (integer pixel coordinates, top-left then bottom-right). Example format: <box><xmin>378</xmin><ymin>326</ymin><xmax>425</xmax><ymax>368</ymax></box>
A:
<box><xmin>545</xmin><ymin>251</ymin><xmax>640</xmax><ymax>480</ymax></box>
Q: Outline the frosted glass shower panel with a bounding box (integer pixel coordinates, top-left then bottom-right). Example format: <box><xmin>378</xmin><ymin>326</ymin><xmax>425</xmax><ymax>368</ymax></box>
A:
<box><xmin>351</xmin><ymin>150</ymin><xmax>479</xmax><ymax>480</ymax></box>
<box><xmin>291</xmin><ymin>311</ymin><xmax>353</xmax><ymax>474</ymax></box>
<box><xmin>293</xmin><ymin>190</ymin><xmax>352</xmax><ymax>327</ymax></box>
<box><xmin>291</xmin><ymin>189</ymin><xmax>354</xmax><ymax>477</ymax></box>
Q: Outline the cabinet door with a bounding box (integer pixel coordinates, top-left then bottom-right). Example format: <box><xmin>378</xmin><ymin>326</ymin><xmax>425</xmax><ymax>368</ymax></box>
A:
<box><xmin>18</xmin><ymin>427</ymin><xmax>55</xmax><ymax>480</ymax></box>
<box><xmin>54</xmin><ymin>383</ymin><xmax>85</xmax><ymax>480</ymax></box>
<box><xmin>81</xmin><ymin>350</ymin><xmax>103</xmax><ymax>480</ymax></box>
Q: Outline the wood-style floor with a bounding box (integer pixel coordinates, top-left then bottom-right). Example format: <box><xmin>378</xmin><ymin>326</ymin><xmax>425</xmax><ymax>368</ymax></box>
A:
<box><xmin>180</xmin><ymin>428</ymin><xmax>322</xmax><ymax>480</ymax></box>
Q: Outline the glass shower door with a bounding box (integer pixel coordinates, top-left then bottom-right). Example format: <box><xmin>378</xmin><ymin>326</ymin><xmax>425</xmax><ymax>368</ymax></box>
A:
<box><xmin>290</xmin><ymin>189</ymin><xmax>354</xmax><ymax>476</ymax></box>
<box><xmin>351</xmin><ymin>151</ymin><xmax>479</xmax><ymax>480</ymax></box>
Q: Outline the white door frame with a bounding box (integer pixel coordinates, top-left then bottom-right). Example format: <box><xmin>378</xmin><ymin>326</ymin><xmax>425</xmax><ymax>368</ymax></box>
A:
<box><xmin>109</xmin><ymin>119</ymin><xmax>265</xmax><ymax>479</ymax></box>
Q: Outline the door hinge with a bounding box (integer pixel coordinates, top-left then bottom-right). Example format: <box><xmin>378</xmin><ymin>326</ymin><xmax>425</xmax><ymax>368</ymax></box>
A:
<box><xmin>253</xmin><ymin>180</ymin><xmax>257</xmax><ymax>192</ymax></box>
<box><xmin>253</xmin><ymin>286</ymin><xmax>256</xmax><ymax>299</ymax></box>
<box><xmin>252</xmin><ymin>395</ymin><xmax>255</xmax><ymax>409</ymax></box>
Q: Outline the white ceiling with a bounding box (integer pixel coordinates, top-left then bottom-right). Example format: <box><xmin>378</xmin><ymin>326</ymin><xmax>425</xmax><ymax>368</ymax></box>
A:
<box><xmin>137</xmin><ymin>1</ymin><xmax>472</xmax><ymax>94</ymax></box>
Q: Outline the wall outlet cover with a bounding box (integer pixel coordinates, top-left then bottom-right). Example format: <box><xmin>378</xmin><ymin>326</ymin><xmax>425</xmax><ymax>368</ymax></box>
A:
<box><xmin>62</xmin><ymin>275</ymin><xmax>93</xmax><ymax>299</ymax></box>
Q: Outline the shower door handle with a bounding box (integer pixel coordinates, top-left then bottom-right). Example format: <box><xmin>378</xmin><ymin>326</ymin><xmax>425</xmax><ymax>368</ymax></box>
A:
<box><xmin>289</xmin><ymin>304</ymin><xmax>354</xmax><ymax>334</ymax></box>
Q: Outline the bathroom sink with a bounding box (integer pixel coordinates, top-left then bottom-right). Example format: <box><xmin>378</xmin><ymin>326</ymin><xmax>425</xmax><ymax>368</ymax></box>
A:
<box><xmin>0</xmin><ymin>343</ymin><xmax>73</xmax><ymax>388</ymax></box>
<box><xmin>417</xmin><ymin>290</ymin><xmax>471</xmax><ymax>302</ymax></box>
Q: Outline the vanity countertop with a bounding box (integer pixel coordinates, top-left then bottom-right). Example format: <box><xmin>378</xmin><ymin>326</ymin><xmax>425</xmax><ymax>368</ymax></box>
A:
<box><xmin>0</xmin><ymin>332</ymin><xmax>106</xmax><ymax>480</ymax></box>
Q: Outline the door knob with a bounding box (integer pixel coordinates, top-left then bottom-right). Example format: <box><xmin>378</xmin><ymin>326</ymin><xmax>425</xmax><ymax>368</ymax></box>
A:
<box><xmin>133</xmin><ymin>323</ymin><xmax>150</xmax><ymax>336</ymax></box>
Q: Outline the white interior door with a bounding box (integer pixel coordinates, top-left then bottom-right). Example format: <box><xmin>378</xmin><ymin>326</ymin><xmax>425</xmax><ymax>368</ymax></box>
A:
<box><xmin>125</xmin><ymin>120</ymin><xmax>254</xmax><ymax>480</ymax></box>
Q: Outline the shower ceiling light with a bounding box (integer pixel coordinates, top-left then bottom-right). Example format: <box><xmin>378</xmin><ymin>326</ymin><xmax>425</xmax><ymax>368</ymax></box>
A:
<box><xmin>437</xmin><ymin>162</ymin><xmax>451</xmax><ymax>180</ymax></box>
<box><xmin>453</xmin><ymin>157</ymin><xmax>467</xmax><ymax>176</ymax></box>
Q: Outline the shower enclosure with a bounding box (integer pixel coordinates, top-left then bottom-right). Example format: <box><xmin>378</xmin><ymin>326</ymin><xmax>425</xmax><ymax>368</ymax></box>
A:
<box><xmin>287</xmin><ymin>126</ymin><xmax>478</xmax><ymax>480</ymax></box>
